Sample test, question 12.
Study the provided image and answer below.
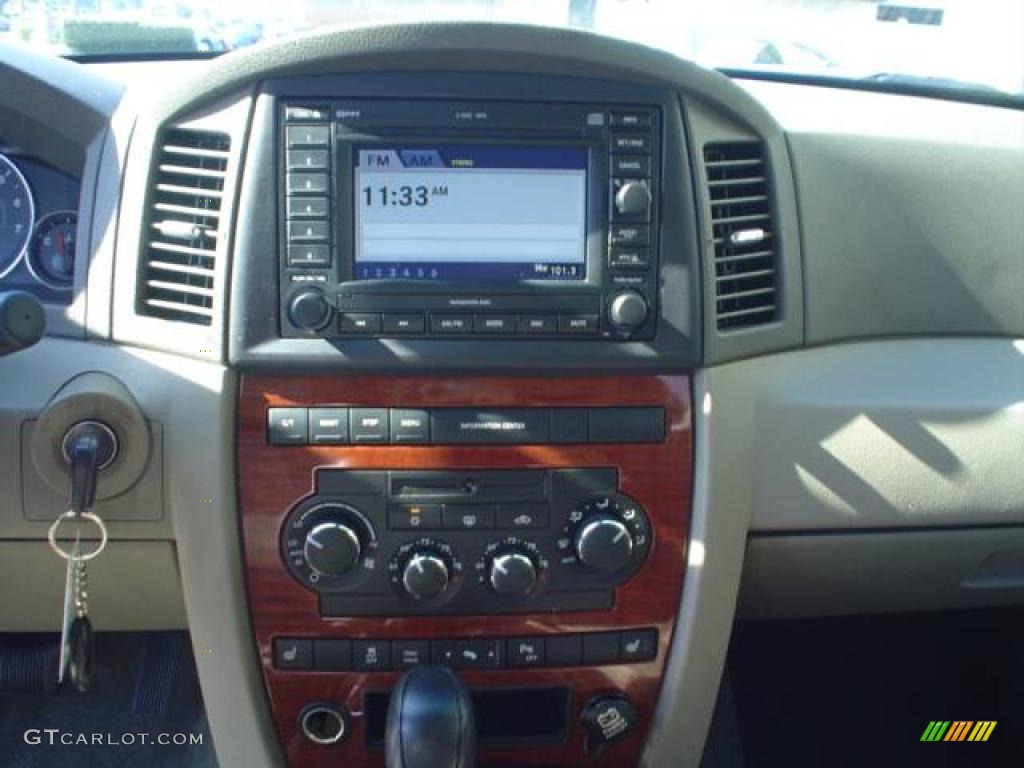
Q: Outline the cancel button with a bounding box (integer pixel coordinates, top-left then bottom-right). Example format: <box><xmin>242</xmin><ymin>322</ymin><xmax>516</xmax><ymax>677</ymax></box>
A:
<box><xmin>431</xmin><ymin>408</ymin><xmax>550</xmax><ymax>445</ymax></box>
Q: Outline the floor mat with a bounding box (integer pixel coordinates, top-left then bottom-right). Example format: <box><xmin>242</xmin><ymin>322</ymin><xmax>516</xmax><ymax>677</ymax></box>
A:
<box><xmin>727</xmin><ymin>608</ymin><xmax>1024</xmax><ymax>767</ymax></box>
<box><xmin>0</xmin><ymin>631</ymin><xmax>217</xmax><ymax>768</ymax></box>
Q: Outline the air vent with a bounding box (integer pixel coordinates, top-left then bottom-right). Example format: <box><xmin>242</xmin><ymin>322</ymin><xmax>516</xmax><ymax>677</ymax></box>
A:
<box><xmin>138</xmin><ymin>128</ymin><xmax>230</xmax><ymax>326</ymax></box>
<box><xmin>704</xmin><ymin>142</ymin><xmax>777</xmax><ymax>331</ymax></box>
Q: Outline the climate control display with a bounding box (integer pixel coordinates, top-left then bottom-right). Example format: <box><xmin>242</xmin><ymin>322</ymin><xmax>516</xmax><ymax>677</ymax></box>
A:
<box><xmin>278</xmin><ymin>468</ymin><xmax>653</xmax><ymax>617</ymax></box>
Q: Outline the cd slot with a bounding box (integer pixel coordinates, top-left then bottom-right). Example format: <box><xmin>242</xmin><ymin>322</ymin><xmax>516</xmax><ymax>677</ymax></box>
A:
<box><xmin>389</xmin><ymin>470</ymin><xmax>548</xmax><ymax>503</ymax></box>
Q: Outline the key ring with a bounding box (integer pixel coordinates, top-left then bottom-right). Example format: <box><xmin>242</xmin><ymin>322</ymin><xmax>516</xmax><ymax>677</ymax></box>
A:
<box><xmin>48</xmin><ymin>511</ymin><xmax>108</xmax><ymax>562</ymax></box>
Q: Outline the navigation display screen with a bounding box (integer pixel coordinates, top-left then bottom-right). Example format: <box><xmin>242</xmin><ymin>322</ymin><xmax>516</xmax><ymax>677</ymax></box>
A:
<box><xmin>353</xmin><ymin>145</ymin><xmax>587</xmax><ymax>281</ymax></box>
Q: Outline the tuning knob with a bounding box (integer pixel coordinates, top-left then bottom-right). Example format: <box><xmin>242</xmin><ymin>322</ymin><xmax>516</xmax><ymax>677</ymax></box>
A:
<box><xmin>304</xmin><ymin>521</ymin><xmax>362</xmax><ymax>577</ymax></box>
<box><xmin>288</xmin><ymin>289</ymin><xmax>331</xmax><ymax>331</ymax></box>
<box><xmin>614</xmin><ymin>180</ymin><xmax>652</xmax><ymax>216</ymax></box>
<box><xmin>489</xmin><ymin>550</ymin><xmax>538</xmax><ymax>597</ymax></box>
<box><xmin>574</xmin><ymin>515</ymin><xmax>634</xmax><ymax>573</ymax></box>
<box><xmin>401</xmin><ymin>552</ymin><xmax>451</xmax><ymax>601</ymax></box>
<box><xmin>607</xmin><ymin>290</ymin><xmax>648</xmax><ymax>331</ymax></box>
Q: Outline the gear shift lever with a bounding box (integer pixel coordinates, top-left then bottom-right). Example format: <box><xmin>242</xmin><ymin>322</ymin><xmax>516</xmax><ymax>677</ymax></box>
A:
<box><xmin>385</xmin><ymin>666</ymin><xmax>475</xmax><ymax>768</ymax></box>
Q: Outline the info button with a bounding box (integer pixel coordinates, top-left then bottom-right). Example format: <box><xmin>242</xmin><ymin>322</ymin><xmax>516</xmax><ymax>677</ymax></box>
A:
<box><xmin>431</xmin><ymin>409</ymin><xmax>550</xmax><ymax>445</ymax></box>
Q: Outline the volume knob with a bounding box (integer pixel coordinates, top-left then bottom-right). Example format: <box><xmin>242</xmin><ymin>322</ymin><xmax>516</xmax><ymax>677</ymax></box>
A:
<box><xmin>489</xmin><ymin>551</ymin><xmax>537</xmax><ymax>597</ymax></box>
<box><xmin>574</xmin><ymin>515</ymin><xmax>634</xmax><ymax>573</ymax></box>
<box><xmin>289</xmin><ymin>289</ymin><xmax>331</xmax><ymax>331</ymax></box>
<box><xmin>304</xmin><ymin>522</ymin><xmax>362</xmax><ymax>577</ymax></box>
<box><xmin>607</xmin><ymin>290</ymin><xmax>648</xmax><ymax>331</ymax></box>
<box><xmin>401</xmin><ymin>553</ymin><xmax>450</xmax><ymax>600</ymax></box>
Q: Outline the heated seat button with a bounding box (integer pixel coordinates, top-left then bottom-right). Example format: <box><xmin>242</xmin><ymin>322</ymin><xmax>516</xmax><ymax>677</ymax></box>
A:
<box><xmin>619</xmin><ymin>629</ymin><xmax>658</xmax><ymax>663</ymax></box>
<box><xmin>274</xmin><ymin>638</ymin><xmax>312</xmax><ymax>670</ymax></box>
<box><xmin>508</xmin><ymin>637</ymin><xmax>545</xmax><ymax>668</ymax></box>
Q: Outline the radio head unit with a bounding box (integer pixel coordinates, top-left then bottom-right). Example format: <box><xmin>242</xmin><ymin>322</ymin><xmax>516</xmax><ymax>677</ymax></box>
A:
<box><xmin>279</xmin><ymin>100</ymin><xmax>660</xmax><ymax>341</ymax></box>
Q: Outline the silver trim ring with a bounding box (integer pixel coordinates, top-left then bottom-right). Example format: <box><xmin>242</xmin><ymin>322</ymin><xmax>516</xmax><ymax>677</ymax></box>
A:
<box><xmin>299</xmin><ymin>705</ymin><xmax>347</xmax><ymax>745</ymax></box>
<box><xmin>26</xmin><ymin>209</ymin><xmax>77</xmax><ymax>291</ymax></box>
<box><xmin>0</xmin><ymin>153</ymin><xmax>36</xmax><ymax>281</ymax></box>
<box><xmin>48</xmin><ymin>510</ymin><xmax>108</xmax><ymax>562</ymax></box>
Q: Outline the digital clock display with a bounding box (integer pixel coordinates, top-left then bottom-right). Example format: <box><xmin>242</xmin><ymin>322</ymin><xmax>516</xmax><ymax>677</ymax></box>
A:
<box><xmin>353</xmin><ymin>145</ymin><xmax>588</xmax><ymax>281</ymax></box>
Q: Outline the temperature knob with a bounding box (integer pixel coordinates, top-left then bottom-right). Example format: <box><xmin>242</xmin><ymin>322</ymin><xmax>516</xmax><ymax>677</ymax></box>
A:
<box><xmin>401</xmin><ymin>552</ymin><xmax>451</xmax><ymax>601</ymax></box>
<box><xmin>574</xmin><ymin>515</ymin><xmax>634</xmax><ymax>573</ymax></box>
<box><xmin>304</xmin><ymin>521</ymin><xmax>362</xmax><ymax>577</ymax></box>
<box><xmin>614</xmin><ymin>180</ymin><xmax>652</xmax><ymax>216</ymax></box>
<box><xmin>489</xmin><ymin>549</ymin><xmax>538</xmax><ymax>597</ymax></box>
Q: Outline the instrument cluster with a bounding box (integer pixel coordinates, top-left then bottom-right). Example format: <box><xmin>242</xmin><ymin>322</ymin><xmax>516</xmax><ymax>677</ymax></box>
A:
<box><xmin>0</xmin><ymin>151</ymin><xmax>80</xmax><ymax>302</ymax></box>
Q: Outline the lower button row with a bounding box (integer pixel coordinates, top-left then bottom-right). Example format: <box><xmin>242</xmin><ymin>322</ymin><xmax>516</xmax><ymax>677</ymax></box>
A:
<box><xmin>335</xmin><ymin>313</ymin><xmax>599</xmax><ymax>336</ymax></box>
<box><xmin>274</xmin><ymin>628</ymin><xmax>657</xmax><ymax>671</ymax></box>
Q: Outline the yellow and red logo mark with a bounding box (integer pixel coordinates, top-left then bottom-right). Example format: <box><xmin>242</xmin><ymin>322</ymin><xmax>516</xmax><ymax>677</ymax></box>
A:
<box><xmin>921</xmin><ymin>721</ymin><xmax>997</xmax><ymax>742</ymax></box>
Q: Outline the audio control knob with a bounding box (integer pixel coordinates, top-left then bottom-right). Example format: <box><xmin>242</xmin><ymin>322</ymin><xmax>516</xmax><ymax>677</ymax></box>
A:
<box><xmin>574</xmin><ymin>515</ymin><xmax>634</xmax><ymax>573</ymax></box>
<box><xmin>401</xmin><ymin>552</ymin><xmax>451</xmax><ymax>601</ymax></box>
<box><xmin>288</xmin><ymin>289</ymin><xmax>331</xmax><ymax>331</ymax></box>
<box><xmin>304</xmin><ymin>521</ymin><xmax>362</xmax><ymax>577</ymax></box>
<box><xmin>489</xmin><ymin>550</ymin><xmax>538</xmax><ymax>597</ymax></box>
<box><xmin>614</xmin><ymin>180</ymin><xmax>652</xmax><ymax>216</ymax></box>
<box><xmin>607</xmin><ymin>290</ymin><xmax>648</xmax><ymax>332</ymax></box>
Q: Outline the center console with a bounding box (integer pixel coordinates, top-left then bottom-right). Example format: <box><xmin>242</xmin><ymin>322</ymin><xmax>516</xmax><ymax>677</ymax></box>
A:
<box><xmin>233</xmin><ymin>69</ymin><xmax>700</xmax><ymax>768</ymax></box>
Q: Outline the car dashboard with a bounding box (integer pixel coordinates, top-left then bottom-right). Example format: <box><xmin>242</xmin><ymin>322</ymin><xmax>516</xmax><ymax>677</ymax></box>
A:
<box><xmin>0</xmin><ymin>21</ymin><xmax>1022</xmax><ymax>768</ymax></box>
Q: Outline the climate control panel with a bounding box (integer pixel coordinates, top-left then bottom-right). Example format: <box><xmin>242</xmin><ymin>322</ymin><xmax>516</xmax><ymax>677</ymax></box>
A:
<box><xmin>279</xmin><ymin>468</ymin><xmax>651</xmax><ymax>616</ymax></box>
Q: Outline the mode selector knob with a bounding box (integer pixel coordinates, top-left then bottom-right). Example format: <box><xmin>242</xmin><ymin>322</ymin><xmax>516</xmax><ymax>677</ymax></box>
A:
<box><xmin>607</xmin><ymin>290</ymin><xmax>648</xmax><ymax>332</ymax></box>
<box><xmin>574</xmin><ymin>515</ymin><xmax>634</xmax><ymax>573</ymax></box>
<box><xmin>289</xmin><ymin>289</ymin><xmax>331</xmax><ymax>331</ymax></box>
<box><xmin>401</xmin><ymin>552</ymin><xmax>450</xmax><ymax>601</ymax></box>
<box><xmin>489</xmin><ymin>550</ymin><xmax>538</xmax><ymax>597</ymax></box>
<box><xmin>304</xmin><ymin>522</ymin><xmax>362</xmax><ymax>577</ymax></box>
<box><xmin>614</xmin><ymin>180</ymin><xmax>652</xmax><ymax>216</ymax></box>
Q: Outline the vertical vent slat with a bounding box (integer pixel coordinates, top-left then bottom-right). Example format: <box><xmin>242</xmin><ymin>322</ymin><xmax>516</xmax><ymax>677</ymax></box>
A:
<box><xmin>138</xmin><ymin>128</ymin><xmax>230</xmax><ymax>326</ymax></box>
<box><xmin>704</xmin><ymin>142</ymin><xmax>778</xmax><ymax>331</ymax></box>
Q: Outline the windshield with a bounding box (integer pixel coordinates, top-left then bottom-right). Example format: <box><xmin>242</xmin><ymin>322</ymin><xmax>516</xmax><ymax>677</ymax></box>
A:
<box><xmin>1</xmin><ymin>0</ymin><xmax>1021</xmax><ymax>103</ymax></box>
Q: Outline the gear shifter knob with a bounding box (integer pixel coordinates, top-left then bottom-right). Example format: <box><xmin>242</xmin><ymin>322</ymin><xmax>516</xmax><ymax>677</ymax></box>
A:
<box><xmin>386</xmin><ymin>665</ymin><xmax>475</xmax><ymax>768</ymax></box>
